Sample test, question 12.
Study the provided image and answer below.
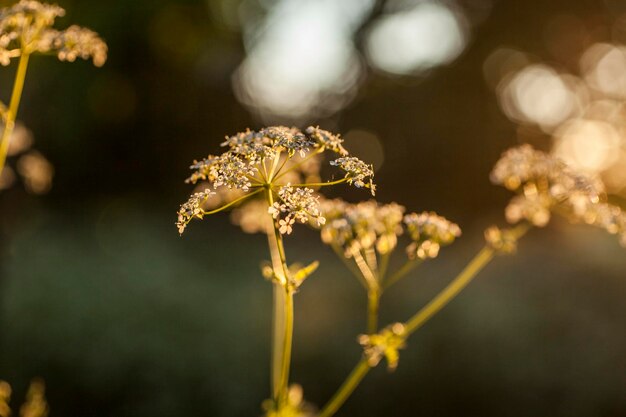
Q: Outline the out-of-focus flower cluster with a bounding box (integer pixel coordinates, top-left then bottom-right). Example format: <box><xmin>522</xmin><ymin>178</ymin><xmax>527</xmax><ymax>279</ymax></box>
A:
<box><xmin>0</xmin><ymin>121</ymin><xmax>53</xmax><ymax>194</ymax></box>
<box><xmin>318</xmin><ymin>199</ymin><xmax>405</xmax><ymax>258</ymax></box>
<box><xmin>177</xmin><ymin>126</ymin><xmax>375</xmax><ymax>235</ymax></box>
<box><xmin>317</xmin><ymin>199</ymin><xmax>461</xmax><ymax>261</ymax></box>
<box><xmin>492</xmin><ymin>145</ymin><xmax>626</xmax><ymax>246</ymax></box>
<box><xmin>0</xmin><ymin>379</ymin><xmax>48</xmax><ymax>417</ymax></box>
<box><xmin>358</xmin><ymin>322</ymin><xmax>406</xmax><ymax>370</ymax></box>
<box><xmin>0</xmin><ymin>0</ymin><xmax>107</xmax><ymax>66</ymax></box>
<box><xmin>404</xmin><ymin>212</ymin><xmax>462</xmax><ymax>260</ymax></box>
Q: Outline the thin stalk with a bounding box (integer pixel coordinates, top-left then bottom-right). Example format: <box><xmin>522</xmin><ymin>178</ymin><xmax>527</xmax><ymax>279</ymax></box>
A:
<box><xmin>278</xmin><ymin>288</ymin><xmax>294</xmax><ymax>403</ymax></box>
<box><xmin>382</xmin><ymin>259</ymin><xmax>422</xmax><ymax>292</ymax></box>
<box><xmin>0</xmin><ymin>52</ymin><xmax>30</xmax><ymax>175</ymax></box>
<box><xmin>318</xmin><ymin>359</ymin><xmax>371</xmax><ymax>417</ymax></box>
<box><xmin>367</xmin><ymin>288</ymin><xmax>380</xmax><ymax>334</ymax></box>
<box><xmin>203</xmin><ymin>188</ymin><xmax>262</xmax><ymax>215</ymax></box>
<box><xmin>265</xmin><ymin>188</ymin><xmax>295</xmax><ymax>405</ymax></box>
<box><xmin>320</xmin><ymin>225</ymin><xmax>531</xmax><ymax>417</ymax></box>
<box><xmin>404</xmin><ymin>247</ymin><xmax>493</xmax><ymax>335</ymax></box>
<box><xmin>330</xmin><ymin>243</ymin><xmax>369</xmax><ymax>290</ymax></box>
<box><xmin>266</xmin><ymin>225</ymin><xmax>285</xmax><ymax>399</ymax></box>
<box><xmin>378</xmin><ymin>252</ymin><xmax>390</xmax><ymax>283</ymax></box>
<box><xmin>287</xmin><ymin>177</ymin><xmax>348</xmax><ymax>188</ymax></box>
<box><xmin>272</xmin><ymin>147</ymin><xmax>323</xmax><ymax>182</ymax></box>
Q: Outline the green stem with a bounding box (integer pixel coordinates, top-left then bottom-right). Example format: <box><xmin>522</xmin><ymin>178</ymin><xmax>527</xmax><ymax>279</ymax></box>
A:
<box><xmin>331</xmin><ymin>243</ymin><xmax>369</xmax><ymax>290</ymax></box>
<box><xmin>404</xmin><ymin>247</ymin><xmax>494</xmax><ymax>335</ymax></box>
<box><xmin>367</xmin><ymin>288</ymin><xmax>380</xmax><ymax>334</ymax></box>
<box><xmin>382</xmin><ymin>259</ymin><xmax>422</xmax><ymax>292</ymax></box>
<box><xmin>272</xmin><ymin>147</ymin><xmax>323</xmax><ymax>182</ymax></box>
<box><xmin>265</xmin><ymin>188</ymin><xmax>295</xmax><ymax>405</ymax></box>
<box><xmin>318</xmin><ymin>359</ymin><xmax>371</xmax><ymax>417</ymax></box>
<box><xmin>203</xmin><ymin>188</ymin><xmax>262</xmax><ymax>215</ymax></box>
<box><xmin>0</xmin><ymin>52</ymin><xmax>30</xmax><ymax>175</ymax></box>
<box><xmin>279</xmin><ymin>288</ymin><xmax>294</xmax><ymax>403</ymax></box>
<box><xmin>287</xmin><ymin>177</ymin><xmax>347</xmax><ymax>188</ymax></box>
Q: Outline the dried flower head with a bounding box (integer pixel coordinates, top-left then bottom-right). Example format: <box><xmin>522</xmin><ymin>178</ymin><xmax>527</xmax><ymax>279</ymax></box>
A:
<box><xmin>358</xmin><ymin>322</ymin><xmax>406</xmax><ymax>370</ymax></box>
<box><xmin>0</xmin><ymin>0</ymin><xmax>107</xmax><ymax>66</ymax></box>
<box><xmin>329</xmin><ymin>157</ymin><xmax>375</xmax><ymax>194</ymax></box>
<box><xmin>492</xmin><ymin>145</ymin><xmax>626</xmax><ymax>246</ymax></box>
<box><xmin>404</xmin><ymin>212</ymin><xmax>462</xmax><ymax>260</ymax></box>
<box><xmin>318</xmin><ymin>199</ymin><xmax>405</xmax><ymax>256</ymax></box>
<box><xmin>177</xmin><ymin>126</ymin><xmax>376</xmax><ymax>234</ymax></box>
<box><xmin>268</xmin><ymin>185</ymin><xmax>325</xmax><ymax>234</ymax></box>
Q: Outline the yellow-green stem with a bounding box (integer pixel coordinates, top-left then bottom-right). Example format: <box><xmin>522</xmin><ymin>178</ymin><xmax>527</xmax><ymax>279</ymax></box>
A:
<box><xmin>382</xmin><ymin>259</ymin><xmax>422</xmax><ymax>292</ymax></box>
<box><xmin>330</xmin><ymin>243</ymin><xmax>369</xmax><ymax>289</ymax></box>
<box><xmin>404</xmin><ymin>246</ymin><xmax>494</xmax><ymax>335</ymax></box>
<box><xmin>318</xmin><ymin>359</ymin><xmax>371</xmax><ymax>417</ymax></box>
<box><xmin>367</xmin><ymin>288</ymin><xmax>380</xmax><ymax>334</ymax></box>
<box><xmin>0</xmin><ymin>52</ymin><xmax>30</xmax><ymax>175</ymax></box>
<box><xmin>279</xmin><ymin>288</ymin><xmax>294</xmax><ymax>403</ymax></box>
<box><xmin>266</xmin><ymin>228</ymin><xmax>284</xmax><ymax>399</ymax></box>
<box><xmin>265</xmin><ymin>188</ymin><xmax>295</xmax><ymax>405</ymax></box>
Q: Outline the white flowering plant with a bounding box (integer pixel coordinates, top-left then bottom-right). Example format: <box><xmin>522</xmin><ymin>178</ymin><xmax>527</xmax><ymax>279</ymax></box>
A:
<box><xmin>0</xmin><ymin>0</ymin><xmax>107</xmax><ymax>193</ymax></box>
<box><xmin>177</xmin><ymin>125</ymin><xmax>626</xmax><ymax>417</ymax></box>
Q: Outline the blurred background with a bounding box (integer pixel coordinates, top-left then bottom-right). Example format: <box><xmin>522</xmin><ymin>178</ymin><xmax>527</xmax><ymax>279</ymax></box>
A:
<box><xmin>0</xmin><ymin>0</ymin><xmax>625</xmax><ymax>416</ymax></box>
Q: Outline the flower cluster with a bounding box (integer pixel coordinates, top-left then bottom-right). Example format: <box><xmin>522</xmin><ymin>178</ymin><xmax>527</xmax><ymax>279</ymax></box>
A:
<box><xmin>404</xmin><ymin>212</ymin><xmax>462</xmax><ymax>260</ymax></box>
<box><xmin>177</xmin><ymin>126</ymin><xmax>375</xmax><ymax>234</ymax></box>
<box><xmin>318</xmin><ymin>199</ymin><xmax>405</xmax><ymax>257</ymax></box>
<box><xmin>269</xmin><ymin>185</ymin><xmax>325</xmax><ymax>235</ymax></box>
<box><xmin>358</xmin><ymin>322</ymin><xmax>406</xmax><ymax>370</ymax></box>
<box><xmin>176</xmin><ymin>188</ymin><xmax>214</xmax><ymax>234</ymax></box>
<box><xmin>330</xmin><ymin>157</ymin><xmax>375</xmax><ymax>194</ymax></box>
<box><xmin>484</xmin><ymin>226</ymin><xmax>521</xmax><ymax>254</ymax></box>
<box><xmin>492</xmin><ymin>145</ymin><xmax>626</xmax><ymax>246</ymax></box>
<box><xmin>0</xmin><ymin>0</ymin><xmax>107</xmax><ymax>66</ymax></box>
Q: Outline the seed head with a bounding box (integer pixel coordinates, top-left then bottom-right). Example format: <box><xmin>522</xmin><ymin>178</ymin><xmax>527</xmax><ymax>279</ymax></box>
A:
<box><xmin>404</xmin><ymin>212</ymin><xmax>462</xmax><ymax>260</ymax></box>
<box><xmin>177</xmin><ymin>127</ymin><xmax>376</xmax><ymax>234</ymax></box>
<box><xmin>492</xmin><ymin>145</ymin><xmax>626</xmax><ymax>247</ymax></box>
<box><xmin>0</xmin><ymin>1</ymin><xmax>107</xmax><ymax>66</ymax></box>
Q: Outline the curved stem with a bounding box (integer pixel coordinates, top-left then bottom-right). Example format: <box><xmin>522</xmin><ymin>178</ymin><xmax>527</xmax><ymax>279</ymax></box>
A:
<box><xmin>382</xmin><ymin>259</ymin><xmax>422</xmax><ymax>292</ymax></box>
<box><xmin>287</xmin><ymin>177</ymin><xmax>347</xmax><ymax>188</ymax></box>
<box><xmin>0</xmin><ymin>53</ymin><xmax>30</xmax><ymax>175</ymax></box>
<box><xmin>330</xmin><ymin>243</ymin><xmax>369</xmax><ymax>289</ymax></box>
<box><xmin>318</xmin><ymin>359</ymin><xmax>371</xmax><ymax>417</ymax></box>
<box><xmin>404</xmin><ymin>247</ymin><xmax>493</xmax><ymax>335</ymax></box>
<box><xmin>203</xmin><ymin>188</ymin><xmax>262</xmax><ymax>216</ymax></box>
<box><xmin>272</xmin><ymin>148</ymin><xmax>323</xmax><ymax>182</ymax></box>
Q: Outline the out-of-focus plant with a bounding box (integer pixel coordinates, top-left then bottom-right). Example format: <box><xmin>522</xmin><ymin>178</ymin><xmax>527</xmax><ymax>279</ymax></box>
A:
<box><xmin>0</xmin><ymin>0</ymin><xmax>107</xmax><ymax>191</ymax></box>
<box><xmin>0</xmin><ymin>1</ymin><xmax>108</xmax><ymax>412</ymax></box>
<box><xmin>178</xmin><ymin>124</ymin><xmax>626</xmax><ymax>416</ymax></box>
<box><xmin>0</xmin><ymin>379</ymin><xmax>48</xmax><ymax>417</ymax></box>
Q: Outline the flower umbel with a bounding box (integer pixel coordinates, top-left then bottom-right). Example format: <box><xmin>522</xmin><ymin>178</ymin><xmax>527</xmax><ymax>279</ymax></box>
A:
<box><xmin>0</xmin><ymin>1</ymin><xmax>107</xmax><ymax>66</ymax></box>
<box><xmin>176</xmin><ymin>126</ymin><xmax>375</xmax><ymax>234</ymax></box>
<box><xmin>404</xmin><ymin>212</ymin><xmax>462</xmax><ymax>260</ymax></box>
<box><xmin>269</xmin><ymin>185</ymin><xmax>325</xmax><ymax>235</ymax></box>
<box><xmin>492</xmin><ymin>145</ymin><xmax>626</xmax><ymax>246</ymax></box>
